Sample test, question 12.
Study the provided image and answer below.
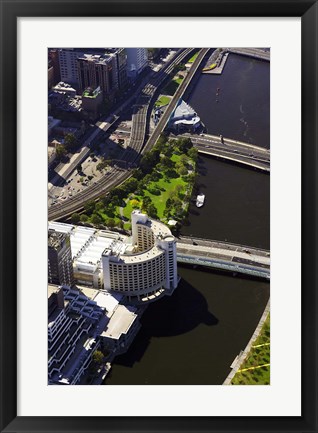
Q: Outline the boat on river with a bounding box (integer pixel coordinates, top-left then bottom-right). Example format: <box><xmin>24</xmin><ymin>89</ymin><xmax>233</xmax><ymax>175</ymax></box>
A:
<box><xmin>196</xmin><ymin>193</ymin><xmax>205</xmax><ymax>208</ymax></box>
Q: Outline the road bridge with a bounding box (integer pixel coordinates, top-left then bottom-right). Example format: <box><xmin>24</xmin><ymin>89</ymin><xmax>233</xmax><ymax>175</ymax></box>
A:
<box><xmin>228</xmin><ymin>48</ymin><xmax>270</xmax><ymax>61</ymax></box>
<box><xmin>179</xmin><ymin>133</ymin><xmax>270</xmax><ymax>172</ymax></box>
<box><xmin>176</xmin><ymin>236</ymin><xmax>270</xmax><ymax>279</ymax></box>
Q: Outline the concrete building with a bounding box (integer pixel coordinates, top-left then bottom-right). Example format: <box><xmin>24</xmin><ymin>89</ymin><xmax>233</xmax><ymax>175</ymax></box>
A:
<box><xmin>126</xmin><ymin>48</ymin><xmax>148</xmax><ymax>80</ymax></box>
<box><xmin>48</xmin><ymin>285</ymin><xmax>104</xmax><ymax>385</ymax></box>
<box><xmin>102</xmin><ymin>210</ymin><xmax>178</xmax><ymax>304</ymax></box>
<box><xmin>48</xmin><ymin>284</ymin><xmax>142</xmax><ymax>385</ymax></box>
<box><xmin>48</xmin><ymin>48</ymin><xmax>61</xmax><ymax>85</ymax></box>
<box><xmin>52</xmin><ymin>81</ymin><xmax>77</xmax><ymax>98</ymax></box>
<box><xmin>48</xmin><ymin>212</ymin><xmax>179</xmax><ymax>304</ymax></box>
<box><xmin>58</xmin><ymin>48</ymin><xmax>85</xmax><ymax>86</ymax></box>
<box><xmin>48</xmin><ymin>230</ymin><xmax>74</xmax><ymax>287</ymax></box>
<box><xmin>169</xmin><ymin>98</ymin><xmax>201</xmax><ymax>132</ymax></box>
<box><xmin>48</xmin><ymin>222</ymin><xmax>117</xmax><ymax>289</ymax></box>
<box><xmin>48</xmin><ymin>116</ymin><xmax>62</xmax><ymax>138</ymax></box>
<box><xmin>77</xmin><ymin>53</ymin><xmax>118</xmax><ymax>98</ymax></box>
<box><xmin>48</xmin><ymin>63</ymin><xmax>54</xmax><ymax>89</ymax></box>
<box><xmin>106</xmin><ymin>48</ymin><xmax>128</xmax><ymax>90</ymax></box>
<box><xmin>82</xmin><ymin>86</ymin><xmax>103</xmax><ymax>120</ymax></box>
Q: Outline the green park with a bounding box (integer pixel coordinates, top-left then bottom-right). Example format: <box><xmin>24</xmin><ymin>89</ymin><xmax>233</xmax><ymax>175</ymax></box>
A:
<box><xmin>231</xmin><ymin>314</ymin><xmax>270</xmax><ymax>385</ymax></box>
<box><xmin>70</xmin><ymin>135</ymin><xmax>198</xmax><ymax>231</ymax></box>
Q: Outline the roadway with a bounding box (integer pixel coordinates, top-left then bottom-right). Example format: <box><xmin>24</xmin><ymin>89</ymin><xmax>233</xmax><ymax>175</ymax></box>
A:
<box><xmin>227</xmin><ymin>48</ymin><xmax>270</xmax><ymax>61</ymax></box>
<box><xmin>179</xmin><ymin>133</ymin><xmax>270</xmax><ymax>172</ymax></box>
<box><xmin>176</xmin><ymin>236</ymin><xmax>270</xmax><ymax>279</ymax></box>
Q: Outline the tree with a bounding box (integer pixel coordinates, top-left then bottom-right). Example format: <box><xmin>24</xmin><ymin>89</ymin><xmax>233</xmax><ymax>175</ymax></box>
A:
<box><xmin>106</xmin><ymin>218</ymin><xmax>116</xmax><ymax>228</ymax></box>
<box><xmin>84</xmin><ymin>200</ymin><xmax>96</xmax><ymax>214</ymax></box>
<box><xmin>91</xmin><ymin>213</ymin><xmax>102</xmax><ymax>225</ymax></box>
<box><xmin>142</xmin><ymin>196</ymin><xmax>152</xmax><ymax>213</ymax></box>
<box><xmin>95</xmin><ymin>201</ymin><xmax>104</xmax><ymax>212</ymax></box>
<box><xmin>76</xmin><ymin>163</ymin><xmax>82</xmax><ymax>173</ymax></box>
<box><xmin>71</xmin><ymin>213</ymin><xmax>80</xmax><ymax>224</ymax></box>
<box><xmin>147</xmin><ymin>203</ymin><xmax>158</xmax><ymax>219</ymax></box>
<box><xmin>178</xmin><ymin>137</ymin><xmax>192</xmax><ymax>153</ymax></box>
<box><xmin>64</xmin><ymin>133</ymin><xmax>77</xmax><ymax>150</ymax></box>
<box><xmin>131</xmin><ymin>199</ymin><xmax>140</xmax><ymax>209</ymax></box>
<box><xmin>80</xmin><ymin>214</ymin><xmax>89</xmax><ymax>223</ymax></box>
<box><xmin>187</xmin><ymin>147</ymin><xmax>198</xmax><ymax>161</ymax></box>
<box><xmin>179</xmin><ymin>154</ymin><xmax>188</xmax><ymax>165</ymax></box>
<box><xmin>161</xmin><ymin>156</ymin><xmax>174</xmax><ymax>169</ymax></box>
<box><xmin>178</xmin><ymin>165</ymin><xmax>188</xmax><ymax>176</ymax></box>
<box><xmin>55</xmin><ymin>144</ymin><xmax>67</xmax><ymax>159</ymax></box>
<box><xmin>124</xmin><ymin>178</ymin><xmax>138</xmax><ymax>194</ymax></box>
<box><xmin>92</xmin><ymin>350</ymin><xmax>104</xmax><ymax>365</ymax></box>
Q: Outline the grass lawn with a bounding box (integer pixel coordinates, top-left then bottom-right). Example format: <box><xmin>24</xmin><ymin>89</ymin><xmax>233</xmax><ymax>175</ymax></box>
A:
<box><xmin>121</xmin><ymin>154</ymin><xmax>190</xmax><ymax>221</ymax></box>
<box><xmin>144</xmin><ymin>176</ymin><xmax>186</xmax><ymax>219</ymax></box>
<box><xmin>188</xmin><ymin>51</ymin><xmax>199</xmax><ymax>63</ymax></box>
<box><xmin>85</xmin><ymin>141</ymin><xmax>196</xmax><ymax>230</ymax></box>
<box><xmin>163</xmin><ymin>76</ymin><xmax>184</xmax><ymax>96</ymax></box>
<box><xmin>96</xmin><ymin>209</ymin><xmax>121</xmax><ymax>226</ymax></box>
<box><xmin>155</xmin><ymin>95</ymin><xmax>172</xmax><ymax>107</ymax></box>
<box><xmin>231</xmin><ymin>314</ymin><xmax>270</xmax><ymax>385</ymax></box>
<box><xmin>121</xmin><ymin>197</ymin><xmax>142</xmax><ymax>223</ymax></box>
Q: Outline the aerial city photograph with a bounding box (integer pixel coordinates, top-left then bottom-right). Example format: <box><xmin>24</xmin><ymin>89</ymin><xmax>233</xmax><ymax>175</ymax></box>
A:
<box><xmin>48</xmin><ymin>47</ymin><xmax>270</xmax><ymax>386</ymax></box>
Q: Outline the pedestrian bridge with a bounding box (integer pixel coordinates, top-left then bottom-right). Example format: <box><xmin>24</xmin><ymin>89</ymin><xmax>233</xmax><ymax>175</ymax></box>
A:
<box><xmin>176</xmin><ymin>236</ymin><xmax>270</xmax><ymax>280</ymax></box>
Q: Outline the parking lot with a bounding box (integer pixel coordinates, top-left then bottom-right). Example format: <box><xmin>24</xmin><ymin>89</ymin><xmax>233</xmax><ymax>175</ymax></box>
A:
<box><xmin>48</xmin><ymin>122</ymin><xmax>132</xmax><ymax>207</ymax></box>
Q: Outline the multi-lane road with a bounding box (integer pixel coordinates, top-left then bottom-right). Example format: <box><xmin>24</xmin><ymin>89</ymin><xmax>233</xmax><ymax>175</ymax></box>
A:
<box><xmin>179</xmin><ymin>133</ymin><xmax>270</xmax><ymax>172</ymax></box>
<box><xmin>176</xmin><ymin>235</ymin><xmax>270</xmax><ymax>279</ymax></box>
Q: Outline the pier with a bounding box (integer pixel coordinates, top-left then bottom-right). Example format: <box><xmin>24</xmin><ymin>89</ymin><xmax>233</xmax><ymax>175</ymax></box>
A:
<box><xmin>202</xmin><ymin>47</ymin><xmax>270</xmax><ymax>75</ymax></box>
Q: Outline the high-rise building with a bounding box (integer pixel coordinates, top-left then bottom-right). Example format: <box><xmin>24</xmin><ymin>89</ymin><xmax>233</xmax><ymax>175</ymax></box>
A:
<box><xmin>126</xmin><ymin>48</ymin><xmax>148</xmax><ymax>80</ymax></box>
<box><xmin>48</xmin><ymin>230</ymin><xmax>74</xmax><ymax>287</ymax></box>
<box><xmin>102</xmin><ymin>210</ymin><xmax>178</xmax><ymax>304</ymax></box>
<box><xmin>48</xmin><ymin>49</ymin><xmax>61</xmax><ymax>85</ymax></box>
<box><xmin>48</xmin><ymin>285</ymin><xmax>103</xmax><ymax>385</ymax></box>
<box><xmin>111</xmin><ymin>48</ymin><xmax>128</xmax><ymax>90</ymax></box>
<box><xmin>77</xmin><ymin>54</ymin><xmax>116</xmax><ymax>97</ymax></box>
<box><xmin>58</xmin><ymin>48</ymin><xmax>85</xmax><ymax>86</ymax></box>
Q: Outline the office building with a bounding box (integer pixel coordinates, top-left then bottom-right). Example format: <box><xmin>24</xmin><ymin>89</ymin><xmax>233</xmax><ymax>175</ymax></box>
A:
<box><xmin>126</xmin><ymin>48</ymin><xmax>148</xmax><ymax>80</ymax></box>
<box><xmin>48</xmin><ymin>230</ymin><xmax>74</xmax><ymax>287</ymax></box>
<box><xmin>48</xmin><ymin>284</ymin><xmax>142</xmax><ymax>385</ymax></box>
<box><xmin>48</xmin><ymin>285</ymin><xmax>104</xmax><ymax>385</ymax></box>
<box><xmin>77</xmin><ymin>53</ymin><xmax>118</xmax><ymax>98</ymax></box>
<box><xmin>82</xmin><ymin>86</ymin><xmax>103</xmax><ymax>120</ymax></box>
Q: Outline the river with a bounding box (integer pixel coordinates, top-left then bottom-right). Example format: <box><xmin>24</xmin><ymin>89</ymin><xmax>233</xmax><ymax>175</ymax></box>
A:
<box><xmin>105</xmin><ymin>52</ymin><xmax>270</xmax><ymax>385</ymax></box>
<box><xmin>187</xmin><ymin>53</ymin><xmax>270</xmax><ymax>148</ymax></box>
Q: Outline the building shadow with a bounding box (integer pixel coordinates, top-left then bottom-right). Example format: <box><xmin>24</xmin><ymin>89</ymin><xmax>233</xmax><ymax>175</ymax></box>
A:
<box><xmin>112</xmin><ymin>277</ymin><xmax>218</xmax><ymax>368</ymax></box>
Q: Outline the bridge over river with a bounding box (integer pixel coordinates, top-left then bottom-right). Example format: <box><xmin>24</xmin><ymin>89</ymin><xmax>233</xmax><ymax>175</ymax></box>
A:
<box><xmin>176</xmin><ymin>236</ymin><xmax>270</xmax><ymax>280</ymax></box>
<box><xmin>178</xmin><ymin>133</ymin><xmax>270</xmax><ymax>172</ymax></box>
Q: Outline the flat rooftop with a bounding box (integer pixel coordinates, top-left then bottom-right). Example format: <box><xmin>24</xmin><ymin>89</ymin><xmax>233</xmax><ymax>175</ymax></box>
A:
<box><xmin>101</xmin><ymin>305</ymin><xmax>137</xmax><ymax>340</ymax></box>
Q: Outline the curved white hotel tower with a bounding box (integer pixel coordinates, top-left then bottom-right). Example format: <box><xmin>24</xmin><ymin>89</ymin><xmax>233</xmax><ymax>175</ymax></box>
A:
<box><xmin>102</xmin><ymin>210</ymin><xmax>178</xmax><ymax>303</ymax></box>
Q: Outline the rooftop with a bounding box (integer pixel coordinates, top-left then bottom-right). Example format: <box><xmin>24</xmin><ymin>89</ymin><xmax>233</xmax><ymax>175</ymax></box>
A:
<box><xmin>101</xmin><ymin>305</ymin><xmax>137</xmax><ymax>340</ymax></box>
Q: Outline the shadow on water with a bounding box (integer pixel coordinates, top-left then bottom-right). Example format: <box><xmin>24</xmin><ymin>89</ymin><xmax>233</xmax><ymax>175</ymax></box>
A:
<box><xmin>112</xmin><ymin>277</ymin><xmax>218</xmax><ymax>368</ymax></box>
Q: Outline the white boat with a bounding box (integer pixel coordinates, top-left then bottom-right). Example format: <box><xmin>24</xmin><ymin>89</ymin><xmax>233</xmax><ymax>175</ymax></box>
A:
<box><xmin>196</xmin><ymin>193</ymin><xmax>205</xmax><ymax>208</ymax></box>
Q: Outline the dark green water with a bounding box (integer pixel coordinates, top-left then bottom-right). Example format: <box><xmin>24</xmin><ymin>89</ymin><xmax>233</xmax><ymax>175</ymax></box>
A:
<box><xmin>187</xmin><ymin>53</ymin><xmax>270</xmax><ymax>148</ymax></box>
<box><xmin>106</xmin><ymin>268</ymin><xmax>269</xmax><ymax>385</ymax></box>
<box><xmin>105</xmin><ymin>54</ymin><xmax>270</xmax><ymax>385</ymax></box>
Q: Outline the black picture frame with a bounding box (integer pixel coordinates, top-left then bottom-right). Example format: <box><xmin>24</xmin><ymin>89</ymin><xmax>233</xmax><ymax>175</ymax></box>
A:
<box><xmin>0</xmin><ymin>1</ymin><xmax>317</xmax><ymax>432</ymax></box>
